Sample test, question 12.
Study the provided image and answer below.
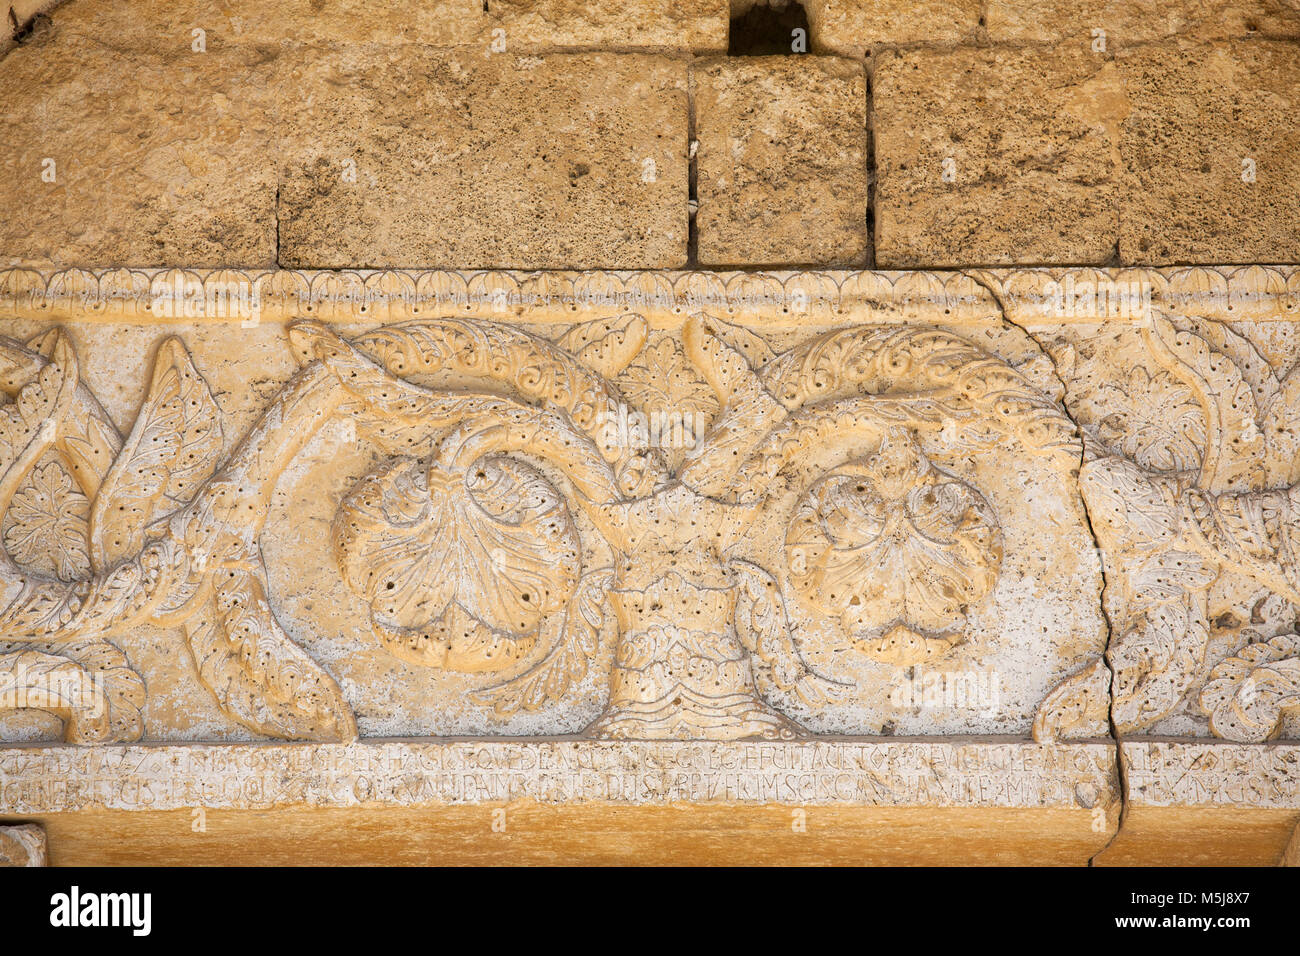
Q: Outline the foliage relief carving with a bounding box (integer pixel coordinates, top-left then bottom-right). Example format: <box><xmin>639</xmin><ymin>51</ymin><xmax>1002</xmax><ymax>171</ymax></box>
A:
<box><xmin>0</xmin><ymin>310</ymin><xmax>1078</xmax><ymax>742</ymax></box>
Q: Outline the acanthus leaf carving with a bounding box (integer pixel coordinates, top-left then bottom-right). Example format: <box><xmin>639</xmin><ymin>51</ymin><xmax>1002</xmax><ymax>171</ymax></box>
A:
<box><xmin>186</xmin><ymin>557</ymin><xmax>356</xmax><ymax>742</ymax></box>
<box><xmin>89</xmin><ymin>337</ymin><xmax>224</xmax><ymax>572</ymax></box>
<box><xmin>474</xmin><ymin>567</ymin><xmax>614</xmax><ymax>715</ymax></box>
<box><xmin>555</xmin><ymin>313</ymin><xmax>648</xmax><ymax>379</ymax></box>
<box><xmin>1199</xmin><ymin>634</ymin><xmax>1300</xmax><ymax>743</ymax></box>
<box><xmin>1037</xmin><ymin>307</ymin><xmax>1300</xmax><ymax>741</ymax></box>
<box><xmin>0</xmin><ymin>302</ymin><xmax>1099</xmax><ymax>744</ymax></box>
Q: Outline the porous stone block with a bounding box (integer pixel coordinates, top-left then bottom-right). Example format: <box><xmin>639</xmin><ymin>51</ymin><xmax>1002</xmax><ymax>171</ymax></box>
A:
<box><xmin>695</xmin><ymin>56</ymin><xmax>867</xmax><ymax>267</ymax></box>
<box><xmin>277</xmin><ymin>50</ymin><xmax>689</xmax><ymax>269</ymax></box>
<box><xmin>873</xmin><ymin>45</ymin><xmax>1125</xmax><ymax>268</ymax></box>
<box><xmin>485</xmin><ymin>0</ymin><xmax>730</xmax><ymax>51</ymax></box>
<box><xmin>0</xmin><ymin>33</ymin><xmax>278</xmax><ymax>269</ymax></box>
<box><xmin>47</xmin><ymin>0</ymin><xmax>485</xmax><ymax>49</ymax></box>
<box><xmin>44</xmin><ymin>0</ymin><xmax>726</xmax><ymax>54</ymax></box>
<box><xmin>804</xmin><ymin>0</ymin><xmax>982</xmax><ymax>55</ymax></box>
<box><xmin>1116</xmin><ymin>39</ymin><xmax>1300</xmax><ymax>265</ymax></box>
<box><xmin>987</xmin><ymin>0</ymin><xmax>1300</xmax><ymax>45</ymax></box>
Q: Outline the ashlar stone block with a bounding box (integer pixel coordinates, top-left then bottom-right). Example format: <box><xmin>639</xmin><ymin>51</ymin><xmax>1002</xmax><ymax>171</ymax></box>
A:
<box><xmin>278</xmin><ymin>50</ymin><xmax>689</xmax><ymax>269</ymax></box>
<box><xmin>695</xmin><ymin>56</ymin><xmax>868</xmax><ymax>267</ymax></box>
<box><xmin>0</xmin><ymin>33</ymin><xmax>278</xmax><ymax>269</ymax></box>
<box><xmin>1117</xmin><ymin>39</ymin><xmax>1300</xmax><ymax>265</ymax></box>
<box><xmin>804</xmin><ymin>0</ymin><xmax>982</xmax><ymax>55</ymax></box>
<box><xmin>873</xmin><ymin>45</ymin><xmax>1125</xmax><ymax>268</ymax></box>
<box><xmin>987</xmin><ymin>0</ymin><xmax>1300</xmax><ymax>45</ymax></box>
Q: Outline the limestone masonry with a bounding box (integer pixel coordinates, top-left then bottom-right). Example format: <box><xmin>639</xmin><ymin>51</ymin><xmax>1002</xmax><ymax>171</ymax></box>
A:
<box><xmin>1</xmin><ymin>0</ymin><xmax>1299</xmax><ymax>866</ymax></box>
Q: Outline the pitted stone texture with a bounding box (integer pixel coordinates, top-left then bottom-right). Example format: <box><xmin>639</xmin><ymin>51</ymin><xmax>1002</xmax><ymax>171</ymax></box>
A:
<box><xmin>873</xmin><ymin>45</ymin><xmax>1125</xmax><ymax>268</ymax></box>
<box><xmin>485</xmin><ymin>0</ymin><xmax>729</xmax><ymax>51</ymax></box>
<box><xmin>696</xmin><ymin>56</ymin><xmax>867</xmax><ymax>267</ymax></box>
<box><xmin>804</xmin><ymin>0</ymin><xmax>981</xmax><ymax>54</ymax></box>
<box><xmin>1117</xmin><ymin>40</ymin><xmax>1300</xmax><ymax>265</ymax></box>
<box><xmin>0</xmin><ymin>32</ymin><xmax>278</xmax><ymax>269</ymax></box>
<box><xmin>47</xmin><ymin>0</ymin><xmax>484</xmax><ymax>49</ymax></box>
<box><xmin>0</xmin><ymin>741</ymin><xmax>1119</xmax><ymax>812</ymax></box>
<box><xmin>0</xmin><ymin>825</ymin><xmax>47</xmax><ymax>866</ymax></box>
<box><xmin>45</xmin><ymin>0</ymin><xmax>727</xmax><ymax>52</ymax></box>
<box><xmin>278</xmin><ymin>50</ymin><xmax>688</xmax><ymax>269</ymax></box>
<box><xmin>988</xmin><ymin>0</ymin><xmax>1300</xmax><ymax>44</ymax></box>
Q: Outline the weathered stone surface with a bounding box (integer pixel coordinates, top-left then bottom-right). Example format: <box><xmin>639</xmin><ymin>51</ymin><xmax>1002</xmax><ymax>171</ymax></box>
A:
<box><xmin>1123</xmin><ymin>742</ymin><xmax>1300</xmax><ymax>808</ymax></box>
<box><xmin>0</xmin><ymin>279</ymin><xmax>1106</xmax><ymax>742</ymax></box>
<box><xmin>4</xmin><ymin>0</ymin><xmax>1300</xmax><ymax>871</ymax></box>
<box><xmin>805</xmin><ymin>0</ymin><xmax>982</xmax><ymax>54</ymax></box>
<box><xmin>0</xmin><ymin>33</ymin><xmax>278</xmax><ymax>269</ymax></box>
<box><xmin>0</xmin><ymin>740</ymin><xmax>1119</xmax><ymax>812</ymax></box>
<box><xmin>43</xmin><ymin>0</ymin><xmax>727</xmax><ymax>52</ymax></box>
<box><xmin>1096</xmin><ymin>742</ymin><xmax>1300</xmax><ymax>864</ymax></box>
<box><xmin>0</xmin><ymin>823</ymin><xmax>47</xmax><ymax>866</ymax></box>
<box><xmin>988</xmin><ymin>0</ymin><xmax>1300</xmax><ymax>44</ymax></box>
<box><xmin>873</xmin><ymin>45</ymin><xmax>1125</xmax><ymax>268</ymax></box>
<box><xmin>485</xmin><ymin>0</ymin><xmax>729</xmax><ymax>51</ymax></box>
<box><xmin>695</xmin><ymin>56</ymin><xmax>868</xmax><ymax>267</ymax></box>
<box><xmin>1117</xmin><ymin>40</ymin><xmax>1300</xmax><ymax>265</ymax></box>
<box><xmin>47</xmin><ymin>0</ymin><xmax>484</xmax><ymax>48</ymax></box>
<box><xmin>1</xmin><ymin>264</ymin><xmax>1300</xmax><ymax>863</ymax></box>
<box><xmin>278</xmin><ymin>51</ymin><xmax>688</xmax><ymax>269</ymax></box>
<box><xmin>14</xmin><ymin>805</ymin><xmax>1115</xmax><ymax>865</ymax></box>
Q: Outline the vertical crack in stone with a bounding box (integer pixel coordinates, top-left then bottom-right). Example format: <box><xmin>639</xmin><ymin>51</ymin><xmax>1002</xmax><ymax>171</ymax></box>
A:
<box><xmin>686</xmin><ymin>61</ymin><xmax>699</xmax><ymax>267</ymax></box>
<box><xmin>968</xmin><ymin>271</ymin><xmax>1128</xmax><ymax>863</ymax></box>
<box><xmin>275</xmin><ymin>185</ymin><xmax>282</xmax><ymax>268</ymax></box>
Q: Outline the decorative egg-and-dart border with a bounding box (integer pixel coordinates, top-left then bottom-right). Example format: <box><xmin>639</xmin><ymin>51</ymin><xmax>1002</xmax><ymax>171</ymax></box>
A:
<box><xmin>0</xmin><ymin>264</ymin><xmax>1296</xmax><ymax>326</ymax></box>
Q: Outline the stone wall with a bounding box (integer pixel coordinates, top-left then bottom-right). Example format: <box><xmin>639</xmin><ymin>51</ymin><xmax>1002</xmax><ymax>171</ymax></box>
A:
<box><xmin>0</xmin><ymin>1</ymin><xmax>1298</xmax><ymax>865</ymax></box>
<box><xmin>3</xmin><ymin>0</ymin><xmax>1298</xmax><ymax>272</ymax></box>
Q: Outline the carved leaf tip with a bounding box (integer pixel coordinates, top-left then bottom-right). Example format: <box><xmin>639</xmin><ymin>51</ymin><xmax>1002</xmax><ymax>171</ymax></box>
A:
<box><xmin>187</xmin><ymin>564</ymin><xmax>356</xmax><ymax>742</ymax></box>
<box><xmin>89</xmin><ymin>336</ymin><xmax>223</xmax><ymax>572</ymax></box>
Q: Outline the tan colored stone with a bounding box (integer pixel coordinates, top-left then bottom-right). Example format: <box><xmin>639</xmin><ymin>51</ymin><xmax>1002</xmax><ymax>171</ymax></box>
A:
<box><xmin>0</xmin><ymin>824</ymin><xmax>47</xmax><ymax>866</ymax></box>
<box><xmin>1283</xmin><ymin>821</ymin><xmax>1300</xmax><ymax>865</ymax></box>
<box><xmin>1095</xmin><ymin>808</ymin><xmax>1300</xmax><ymax>865</ymax></box>
<box><xmin>0</xmin><ymin>279</ymin><xmax>1105</xmax><ymax>742</ymax></box>
<box><xmin>987</xmin><ymin>0</ymin><xmax>1300</xmax><ymax>45</ymax></box>
<box><xmin>2</xmin><ymin>263</ymin><xmax>1300</xmax><ymax>861</ymax></box>
<box><xmin>804</xmin><ymin>0</ymin><xmax>982</xmax><ymax>54</ymax></box>
<box><xmin>1096</xmin><ymin>742</ymin><xmax>1300</xmax><ymax>864</ymax></box>
<box><xmin>278</xmin><ymin>50</ymin><xmax>688</xmax><ymax>269</ymax></box>
<box><xmin>695</xmin><ymin>56</ymin><xmax>867</xmax><ymax>267</ymax></box>
<box><xmin>873</xmin><ymin>45</ymin><xmax>1125</xmax><ymax>268</ymax></box>
<box><xmin>47</xmin><ymin>0</ymin><xmax>484</xmax><ymax>48</ymax></box>
<box><xmin>43</xmin><ymin>0</ymin><xmax>726</xmax><ymax>52</ymax></box>
<box><xmin>0</xmin><ymin>32</ymin><xmax>278</xmax><ymax>269</ymax></box>
<box><xmin>1117</xmin><ymin>39</ymin><xmax>1300</xmax><ymax>265</ymax></box>
<box><xmin>14</xmin><ymin>805</ymin><xmax>1112</xmax><ymax>865</ymax></box>
<box><xmin>485</xmin><ymin>0</ymin><xmax>729</xmax><ymax>52</ymax></box>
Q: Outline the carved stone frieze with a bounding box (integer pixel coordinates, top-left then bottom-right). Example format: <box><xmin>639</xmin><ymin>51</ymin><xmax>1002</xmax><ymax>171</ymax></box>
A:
<box><xmin>0</xmin><ymin>274</ymin><xmax>1112</xmax><ymax>744</ymax></box>
<box><xmin>0</xmin><ymin>266</ymin><xmax>1296</xmax><ymax>830</ymax></box>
